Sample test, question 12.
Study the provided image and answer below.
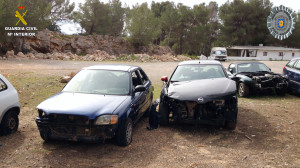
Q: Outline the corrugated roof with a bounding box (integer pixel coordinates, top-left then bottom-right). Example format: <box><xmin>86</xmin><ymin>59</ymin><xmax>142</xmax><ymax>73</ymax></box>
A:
<box><xmin>227</xmin><ymin>46</ymin><xmax>300</xmax><ymax>51</ymax></box>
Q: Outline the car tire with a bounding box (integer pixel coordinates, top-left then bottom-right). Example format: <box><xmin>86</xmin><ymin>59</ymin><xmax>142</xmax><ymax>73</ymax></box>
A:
<box><xmin>159</xmin><ymin>102</ymin><xmax>169</xmax><ymax>126</ymax></box>
<box><xmin>0</xmin><ymin>111</ymin><xmax>19</xmax><ymax>135</ymax></box>
<box><xmin>39</xmin><ymin>131</ymin><xmax>51</xmax><ymax>142</ymax></box>
<box><xmin>238</xmin><ymin>82</ymin><xmax>249</xmax><ymax>97</ymax></box>
<box><xmin>117</xmin><ymin>118</ymin><xmax>133</xmax><ymax>146</ymax></box>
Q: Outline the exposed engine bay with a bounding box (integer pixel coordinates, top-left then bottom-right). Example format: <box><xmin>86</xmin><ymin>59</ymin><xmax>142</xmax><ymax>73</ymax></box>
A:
<box><xmin>163</xmin><ymin>95</ymin><xmax>237</xmax><ymax>125</ymax></box>
<box><xmin>240</xmin><ymin>71</ymin><xmax>288</xmax><ymax>90</ymax></box>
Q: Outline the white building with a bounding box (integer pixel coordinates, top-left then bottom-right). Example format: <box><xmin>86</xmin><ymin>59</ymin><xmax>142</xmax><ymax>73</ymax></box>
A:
<box><xmin>226</xmin><ymin>45</ymin><xmax>300</xmax><ymax>61</ymax></box>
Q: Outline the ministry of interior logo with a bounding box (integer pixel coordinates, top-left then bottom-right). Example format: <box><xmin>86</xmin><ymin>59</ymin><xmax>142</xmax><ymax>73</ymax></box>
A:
<box><xmin>267</xmin><ymin>5</ymin><xmax>295</xmax><ymax>40</ymax></box>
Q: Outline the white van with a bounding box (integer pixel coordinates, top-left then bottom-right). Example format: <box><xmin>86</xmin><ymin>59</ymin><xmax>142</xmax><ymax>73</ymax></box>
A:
<box><xmin>210</xmin><ymin>47</ymin><xmax>227</xmax><ymax>61</ymax></box>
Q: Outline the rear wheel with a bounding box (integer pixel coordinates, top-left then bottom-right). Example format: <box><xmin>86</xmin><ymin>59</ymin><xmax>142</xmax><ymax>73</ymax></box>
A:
<box><xmin>159</xmin><ymin>102</ymin><xmax>169</xmax><ymax>126</ymax></box>
<box><xmin>117</xmin><ymin>118</ymin><xmax>133</xmax><ymax>146</ymax></box>
<box><xmin>0</xmin><ymin>111</ymin><xmax>19</xmax><ymax>135</ymax></box>
<box><xmin>238</xmin><ymin>82</ymin><xmax>249</xmax><ymax>97</ymax></box>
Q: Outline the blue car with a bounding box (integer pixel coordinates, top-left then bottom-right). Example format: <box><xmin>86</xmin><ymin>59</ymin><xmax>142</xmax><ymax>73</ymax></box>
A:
<box><xmin>36</xmin><ymin>65</ymin><xmax>153</xmax><ymax>146</ymax></box>
<box><xmin>283</xmin><ymin>57</ymin><xmax>300</xmax><ymax>94</ymax></box>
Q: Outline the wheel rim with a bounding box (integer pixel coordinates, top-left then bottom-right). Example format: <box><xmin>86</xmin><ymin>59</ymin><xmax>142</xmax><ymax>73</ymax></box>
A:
<box><xmin>126</xmin><ymin>121</ymin><xmax>133</xmax><ymax>143</ymax></box>
<box><xmin>8</xmin><ymin>117</ymin><xmax>16</xmax><ymax>130</ymax></box>
<box><xmin>239</xmin><ymin>84</ymin><xmax>244</xmax><ymax>96</ymax></box>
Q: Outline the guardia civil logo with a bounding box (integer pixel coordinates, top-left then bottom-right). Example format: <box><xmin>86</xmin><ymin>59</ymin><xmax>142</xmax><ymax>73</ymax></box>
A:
<box><xmin>15</xmin><ymin>5</ymin><xmax>28</xmax><ymax>26</ymax></box>
<box><xmin>267</xmin><ymin>5</ymin><xmax>295</xmax><ymax>40</ymax></box>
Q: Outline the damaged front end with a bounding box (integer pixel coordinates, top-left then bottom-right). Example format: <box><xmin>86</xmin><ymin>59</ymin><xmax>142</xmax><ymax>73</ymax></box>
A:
<box><xmin>36</xmin><ymin>111</ymin><xmax>117</xmax><ymax>142</ymax></box>
<box><xmin>244</xmin><ymin>72</ymin><xmax>288</xmax><ymax>93</ymax></box>
<box><xmin>162</xmin><ymin>94</ymin><xmax>238</xmax><ymax>126</ymax></box>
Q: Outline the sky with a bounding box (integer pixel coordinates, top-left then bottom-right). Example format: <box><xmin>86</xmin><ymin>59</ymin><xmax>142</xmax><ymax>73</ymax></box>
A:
<box><xmin>60</xmin><ymin>0</ymin><xmax>300</xmax><ymax>35</ymax></box>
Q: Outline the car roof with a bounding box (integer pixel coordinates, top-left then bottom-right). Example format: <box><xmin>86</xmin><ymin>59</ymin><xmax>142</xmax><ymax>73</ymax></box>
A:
<box><xmin>290</xmin><ymin>57</ymin><xmax>300</xmax><ymax>61</ymax></box>
<box><xmin>178</xmin><ymin>60</ymin><xmax>222</xmax><ymax>65</ymax></box>
<box><xmin>233</xmin><ymin>62</ymin><xmax>266</xmax><ymax>65</ymax></box>
<box><xmin>83</xmin><ymin>64</ymin><xmax>140</xmax><ymax>72</ymax></box>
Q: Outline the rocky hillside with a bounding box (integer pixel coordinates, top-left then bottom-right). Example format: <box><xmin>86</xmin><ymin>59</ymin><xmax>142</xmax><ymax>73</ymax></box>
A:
<box><xmin>1</xmin><ymin>50</ymin><xmax>191</xmax><ymax>62</ymax></box>
<box><xmin>1</xmin><ymin>30</ymin><xmax>193</xmax><ymax>62</ymax></box>
<box><xmin>9</xmin><ymin>30</ymin><xmax>174</xmax><ymax>56</ymax></box>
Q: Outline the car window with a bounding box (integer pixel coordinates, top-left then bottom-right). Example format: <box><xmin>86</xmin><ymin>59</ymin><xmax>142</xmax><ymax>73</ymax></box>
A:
<box><xmin>294</xmin><ymin>61</ymin><xmax>300</xmax><ymax>70</ymax></box>
<box><xmin>229</xmin><ymin>64</ymin><xmax>236</xmax><ymax>73</ymax></box>
<box><xmin>132</xmin><ymin>71</ymin><xmax>143</xmax><ymax>87</ymax></box>
<box><xmin>63</xmin><ymin>70</ymin><xmax>130</xmax><ymax>95</ymax></box>
<box><xmin>286</xmin><ymin>60</ymin><xmax>297</xmax><ymax>68</ymax></box>
<box><xmin>137</xmin><ymin>69</ymin><xmax>148</xmax><ymax>85</ymax></box>
<box><xmin>237</xmin><ymin>63</ymin><xmax>270</xmax><ymax>73</ymax></box>
<box><xmin>171</xmin><ymin>64</ymin><xmax>226</xmax><ymax>82</ymax></box>
<box><xmin>0</xmin><ymin>78</ymin><xmax>8</xmax><ymax>92</ymax></box>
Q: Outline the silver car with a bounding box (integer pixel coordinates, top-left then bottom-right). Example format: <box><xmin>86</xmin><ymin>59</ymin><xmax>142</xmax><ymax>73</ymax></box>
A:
<box><xmin>0</xmin><ymin>74</ymin><xmax>20</xmax><ymax>135</ymax></box>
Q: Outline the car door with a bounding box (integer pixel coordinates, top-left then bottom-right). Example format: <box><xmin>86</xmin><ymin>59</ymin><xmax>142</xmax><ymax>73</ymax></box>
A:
<box><xmin>130</xmin><ymin>70</ymin><xmax>147</xmax><ymax>123</ymax></box>
<box><xmin>290</xmin><ymin>60</ymin><xmax>300</xmax><ymax>91</ymax></box>
<box><xmin>0</xmin><ymin>77</ymin><xmax>9</xmax><ymax>120</ymax></box>
<box><xmin>136</xmin><ymin>69</ymin><xmax>153</xmax><ymax>116</ymax></box>
<box><xmin>284</xmin><ymin>59</ymin><xmax>297</xmax><ymax>89</ymax></box>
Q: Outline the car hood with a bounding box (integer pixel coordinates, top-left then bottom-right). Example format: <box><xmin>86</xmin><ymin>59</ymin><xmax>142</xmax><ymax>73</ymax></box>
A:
<box><xmin>37</xmin><ymin>92</ymin><xmax>129</xmax><ymax>119</ymax></box>
<box><xmin>167</xmin><ymin>78</ymin><xmax>236</xmax><ymax>103</ymax></box>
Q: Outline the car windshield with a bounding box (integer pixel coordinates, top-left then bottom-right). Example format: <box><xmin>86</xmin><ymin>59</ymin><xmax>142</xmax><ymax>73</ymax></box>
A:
<box><xmin>215</xmin><ymin>50</ymin><xmax>227</xmax><ymax>55</ymax></box>
<box><xmin>170</xmin><ymin>64</ymin><xmax>226</xmax><ymax>82</ymax></box>
<box><xmin>237</xmin><ymin>63</ymin><xmax>270</xmax><ymax>73</ymax></box>
<box><xmin>63</xmin><ymin>69</ymin><xmax>130</xmax><ymax>95</ymax></box>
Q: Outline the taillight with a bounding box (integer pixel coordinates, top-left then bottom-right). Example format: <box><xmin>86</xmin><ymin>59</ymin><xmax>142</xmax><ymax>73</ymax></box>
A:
<box><xmin>283</xmin><ymin>66</ymin><xmax>285</xmax><ymax>73</ymax></box>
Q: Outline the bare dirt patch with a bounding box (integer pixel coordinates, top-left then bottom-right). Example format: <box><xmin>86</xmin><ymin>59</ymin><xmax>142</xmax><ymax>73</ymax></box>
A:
<box><xmin>0</xmin><ymin>60</ymin><xmax>299</xmax><ymax>168</ymax></box>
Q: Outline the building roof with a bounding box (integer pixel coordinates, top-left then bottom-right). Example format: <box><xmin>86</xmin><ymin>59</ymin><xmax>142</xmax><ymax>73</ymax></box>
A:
<box><xmin>179</xmin><ymin>60</ymin><xmax>221</xmax><ymax>65</ymax></box>
<box><xmin>227</xmin><ymin>46</ymin><xmax>300</xmax><ymax>51</ymax></box>
<box><xmin>84</xmin><ymin>64</ymin><xmax>139</xmax><ymax>72</ymax></box>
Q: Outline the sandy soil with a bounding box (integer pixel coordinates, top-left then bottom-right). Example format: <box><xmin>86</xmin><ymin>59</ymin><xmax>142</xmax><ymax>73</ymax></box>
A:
<box><xmin>0</xmin><ymin>59</ymin><xmax>299</xmax><ymax>168</ymax></box>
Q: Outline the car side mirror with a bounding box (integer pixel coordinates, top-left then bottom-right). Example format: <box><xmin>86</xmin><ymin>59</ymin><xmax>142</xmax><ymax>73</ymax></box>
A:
<box><xmin>269</xmin><ymin>68</ymin><xmax>271</xmax><ymax>71</ymax></box>
<box><xmin>231</xmin><ymin>76</ymin><xmax>239</xmax><ymax>81</ymax></box>
<box><xmin>161</xmin><ymin>76</ymin><xmax>168</xmax><ymax>82</ymax></box>
<box><xmin>134</xmin><ymin>85</ymin><xmax>146</xmax><ymax>93</ymax></box>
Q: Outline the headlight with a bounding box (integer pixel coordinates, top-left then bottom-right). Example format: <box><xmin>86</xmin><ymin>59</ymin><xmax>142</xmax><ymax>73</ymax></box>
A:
<box><xmin>38</xmin><ymin>109</ymin><xmax>46</xmax><ymax>118</ymax></box>
<box><xmin>95</xmin><ymin>115</ymin><xmax>118</xmax><ymax>125</ymax></box>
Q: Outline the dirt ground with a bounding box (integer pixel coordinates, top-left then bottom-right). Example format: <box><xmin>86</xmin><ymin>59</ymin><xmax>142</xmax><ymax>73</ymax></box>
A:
<box><xmin>0</xmin><ymin>59</ymin><xmax>299</xmax><ymax>168</ymax></box>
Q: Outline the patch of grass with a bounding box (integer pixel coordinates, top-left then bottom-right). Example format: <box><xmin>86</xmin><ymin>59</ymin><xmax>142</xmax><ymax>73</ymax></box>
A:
<box><xmin>130</xmin><ymin>54</ymin><xmax>136</xmax><ymax>60</ymax></box>
<box><xmin>6</xmin><ymin>73</ymin><xmax>65</xmax><ymax>110</ymax></box>
<box><xmin>152</xmin><ymin>83</ymin><xmax>163</xmax><ymax>100</ymax></box>
<box><xmin>184</xmin><ymin>54</ymin><xmax>198</xmax><ymax>60</ymax></box>
<box><xmin>117</xmin><ymin>54</ymin><xmax>129</xmax><ymax>61</ymax></box>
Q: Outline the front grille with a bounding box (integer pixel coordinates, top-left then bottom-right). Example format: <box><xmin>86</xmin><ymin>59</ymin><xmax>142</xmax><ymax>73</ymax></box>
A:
<box><xmin>50</xmin><ymin>125</ymin><xmax>91</xmax><ymax>136</ymax></box>
<box><xmin>47</xmin><ymin>114</ymin><xmax>90</xmax><ymax>125</ymax></box>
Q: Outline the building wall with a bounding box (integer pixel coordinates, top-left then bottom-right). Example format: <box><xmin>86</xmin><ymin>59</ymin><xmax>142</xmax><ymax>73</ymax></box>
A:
<box><xmin>256</xmin><ymin>50</ymin><xmax>300</xmax><ymax>60</ymax></box>
<box><xmin>227</xmin><ymin>49</ymin><xmax>300</xmax><ymax>61</ymax></box>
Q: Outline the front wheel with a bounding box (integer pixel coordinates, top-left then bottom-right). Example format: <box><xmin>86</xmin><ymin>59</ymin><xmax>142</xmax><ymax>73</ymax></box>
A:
<box><xmin>159</xmin><ymin>102</ymin><xmax>169</xmax><ymax>126</ymax></box>
<box><xmin>0</xmin><ymin>111</ymin><xmax>19</xmax><ymax>135</ymax></box>
<box><xmin>117</xmin><ymin>118</ymin><xmax>133</xmax><ymax>146</ymax></box>
<box><xmin>238</xmin><ymin>82</ymin><xmax>249</xmax><ymax>97</ymax></box>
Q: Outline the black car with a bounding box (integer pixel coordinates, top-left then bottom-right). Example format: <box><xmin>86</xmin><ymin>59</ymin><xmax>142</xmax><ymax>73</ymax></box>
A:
<box><xmin>283</xmin><ymin>57</ymin><xmax>300</xmax><ymax>94</ymax></box>
<box><xmin>36</xmin><ymin>65</ymin><xmax>153</xmax><ymax>146</ymax></box>
<box><xmin>159</xmin><ymin>60</ymin><xmax>238</xmax><ymax>129</ymax></box>
<box><xmin>227</xmin><ymin>62</ymin><xmax>288</xmax><ymax>97</ymax></box>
